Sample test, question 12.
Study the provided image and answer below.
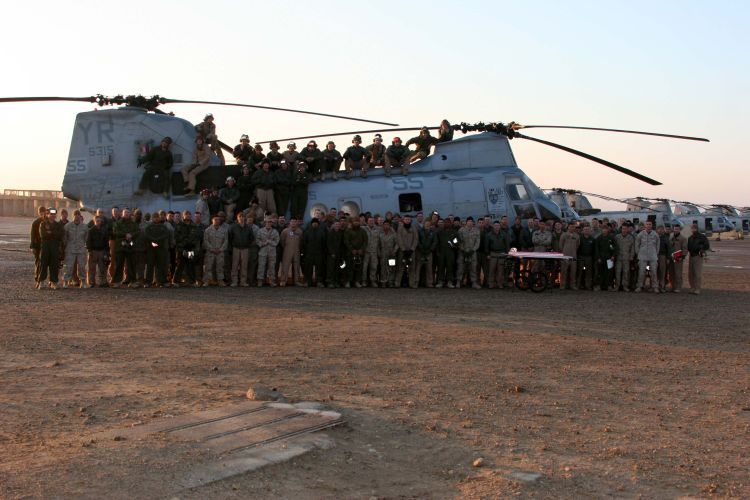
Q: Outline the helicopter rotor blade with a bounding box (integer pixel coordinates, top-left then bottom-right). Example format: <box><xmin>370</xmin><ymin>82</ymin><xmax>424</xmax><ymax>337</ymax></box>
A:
<box><xmin>515</xmin><ymin>132</ymin><xmax>663</xmax><ymax>186</ymax></box>
<box><xmin>158</xmin><ymin>98</ymin><xmax>399</xmax><ymax>126</ymax></box>
<box><xmin>255</xmin><ymin>127</ymin><xmax>432</xmax><ymax>144</ymax></box>
<box><xmin>0</xmin><ymin>96</ymin><xmax>97</xmax><ymax>104</ymax></box>
<box><xmin>517</xmin><ymin>125</ymin><xmax>709</xmax><ymax>142</ymax></box>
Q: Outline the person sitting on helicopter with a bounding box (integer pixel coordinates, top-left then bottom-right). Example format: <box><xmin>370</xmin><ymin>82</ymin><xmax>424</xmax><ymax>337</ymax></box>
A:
<box><xmin>322</xmin><ymin>141</ymin><xmax>343</xmax><ymax>181</ymax></box>
<box><xmin>343</xmin><ymin>135</ymin><xmax>369</xmax><ymax>179</ymax></box>
<box><xmin>135</xmin><ymin>136</ymin><xmax>173</xmax><ymax>197</ymax></box>
<box><xmin>384</xmin><ymin>137</ymin><xmax>410</xmax><ymax>176</ymax></box>
<box><xmin>251</xmin><ymin>144</ymin><xmax>266</xmax><ymax>170</ymax></box>
<box><xmin>366</xmin><ymin>134</ymin><xmax>386</xmax><ymax>170</ymax></box>
<box><xmin>302</xmin><ymin>140</ymin><xmax>324</xmax><ymax>180</ymax></box>
<box><xmin>405</xmin><ymin>126</ymin><xmax>438</xmax><ymax>164</ymax></box>
<box><xmin>220</xmin><ymin>177</ymin><xmax>241</xmax><ymax>220</ymax></box>
<box><xmin>233</xmin><ymin>134</ymin><xmax>253</xmax><ymax>169</ymax></box>
<box><xmin>437</xmin><ymin>119</ymin><xmax>454</xmax><ymax>143</ymax></box>
<box><xmin>266</xmin><ymin>141</ymin><xmax>283</xmax><ymax>170</ymax></box>
<box><xmin>181</xmin><ymin>135</ymin><xmax>211</xmax><ymax>196</ymax></box>
<box><xmin>195</xmin><ymin>113</ymin><xmax>224</xmax><ymax>165</ymax></box>
<box><xmin>282</xmin><ymin>142</ymin><xmax>302</xmax><ymax>167</ymax></box>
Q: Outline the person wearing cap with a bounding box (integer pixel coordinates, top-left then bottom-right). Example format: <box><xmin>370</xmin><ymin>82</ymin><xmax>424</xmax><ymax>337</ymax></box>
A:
<box><xmin>37</xmin><ymin>208</ymin><xmax>64</xmax><ymax>289</ymax></box>
<box><xmin>180</xmin><ymin>135</ymin><xmax>212</xmax><ymax>196</ymax></box>
<box><xmin>343</xmin><ymin>135</ymin><xmax>369</xmax><ymax>179</ymax></box>
<box><xmin>252</xmin><ymin>160</ymin><xmax>277</xmax><ymax>215</ymax></box>
<box><xmin>291</xmin><ymin>162</ymin><xmax>313</xmax><ymax>220</ymax></box>
<box><xmin>195</xmin><ymin>113</ymin><xmax>218</xmax><ymax>150</ymax></box>
<box><xmin>282</xmin><ymin>142</ymin><xmax>302</xmax><ymax>166</ymax></box>
<box><xmin>405</xmin><ymin>127</ymin><xmax>438</xmax><ymax>164</ymax></box>
<box><xmin>62</xmin><ymin>210</ymin><xmax>88</xmax><ymax>288</ymax></box>
<box><xmin>266</xmin><ymin>142</ymin><xmax>283</xmax><ymax>170</ymax></box>
<box><xmin>322</xmin><ymin>141</ymin><xmax>343</xmax><ymax>181</ymax></box>
<box><xmin>135</xmin><ymin>137</ymin><xmax>174</xmax><ymax>197</ymax></box>
<box><xmin>385</xmin><ymin>137</ymin><xmax>410</xmax><ymax>176</ymax></box>
<box><xmin>302</xmin><ymin>217</ymin><xmax>326</xmax><ymax>287</ymax></box>
<box><xmin>203</xmin><ymin>213</ymin><xmax>228</xmax><ymax>286</ymax></box>
<box><xmin>250</xmin><ymin>144</ymin><xmax>266</xmax><ymax>170</ymax></box>
<box><xmin>256</xmin><ymin>217</ymin><xmax>280</xmax><ymax>286</ymax></box>
<box><xmin>233</xmin><ymin>134</ymin><xmax>253</xmax><ymax>169</ymax></box>
<box><xmin>302</xmin><ymin>141</ymin><xmax>324</xmax><ymax>180</ymax></box>
<box><xmin>366</xmin><ymin>134</ymin><xmax>386</xmax><ymax>170</ymax></box>
<box><xmin>219</xmin><ymin>177</ymin><xmax>240</xmax><ymax>220</ymax></box>
<box><xmin>273</xmin><ymin>159</ymin><xmax>294</xmax><ymax>216</ymax></box>
<box><xmin>456</xmin><ymin>216</ymin><xmax>481</xmax><ymax>289</ymax></box>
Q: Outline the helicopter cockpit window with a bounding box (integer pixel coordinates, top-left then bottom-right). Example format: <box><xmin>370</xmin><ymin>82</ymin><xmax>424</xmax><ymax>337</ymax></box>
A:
<box><xmin>399</xmin><ymin>193</ymin><xmax>422</xmax><ymax>213</ymax></box>
<box><xmin>507</xmin><ymin>183</ymin><xmax>530</xmax><ymax>201</ymax></box>
<box><xmin>538</xmin><ymin>205</ymin><xmax>558</xmax><ymax>221</ymax></box>
<box><xmin>514</xmin><ymin>203</ymin><xmax>536</xmax><ymax>219</ymax></box>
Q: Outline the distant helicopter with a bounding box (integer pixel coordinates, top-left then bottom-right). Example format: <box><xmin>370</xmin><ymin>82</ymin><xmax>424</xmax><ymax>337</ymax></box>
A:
<box><xmin>0</xmin><ymin>94</ymin><xmax>710</xmax><ymax>222</ymax></box>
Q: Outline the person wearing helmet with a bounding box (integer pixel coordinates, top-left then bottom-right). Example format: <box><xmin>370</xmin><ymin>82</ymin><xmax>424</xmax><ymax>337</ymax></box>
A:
<box><xmin>384</xmin><ymin>136</ymin><xmax>410</xmax><ymax>176</ymax></box>
<box><xmin>195</xmin><ymin>114</ymin><xmax>217</xmax><ymax>148</ymax></box>
<box><xmin>181</xmin><ymin>135</ymin><xmax>212</xmax><ymax>196</ymax></box>
<box><xmin>343</xmin><ymin>135</ymin><xmax>370</xmax><ymax>179</ymax></box>
<box><xmin>322</xmin><ymin>141</ymin><xmax>343</xmax><ymax>181</ymax></box>
<box><xmin>266</xmin><ymin>141</ymin><xmax>283</xmax><ymax>170</ymax></box>
<box><xmin>219</xmin><ymin>177</ymin><xmax>240</xmax><ymax>220</ymax></box>
<box><xmin>366</xmin><ymin>134</ymin><xmax>386</xmax><ymax>170</ymax></box>
<box><xmin>135</xmin><ymin>136</ymin><xmax>173</xmax><ymax>196</ymax></box>
<box><xmin>233</xmin><ymin>134</ymin><xmax>253</xmax><ymax>169</ymax></box>
<box><xmin>250</xmin><ymin>144</ymin><xmax>266</xmax><ymax>170</ymax></box>
<box><xmin>282</xmin><ymin>142</ymin><xmax>302</xmax><ymax>166</ymax></box>
<box><xmin>302</xmin><ymin>140</ymin><xmax>323</xmax><ymax>180</ymax></box>
<box><xmin>405</xmin><ymin>126</ymin><xmax>438</xmax><ymax>164</ymax></box>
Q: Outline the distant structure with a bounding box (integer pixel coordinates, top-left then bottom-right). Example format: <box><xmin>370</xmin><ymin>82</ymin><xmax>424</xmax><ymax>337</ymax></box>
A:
<box><xmin>0</xmin><ymin>190</ymin><xmax>77</xmax><ymax>217</ymax></box>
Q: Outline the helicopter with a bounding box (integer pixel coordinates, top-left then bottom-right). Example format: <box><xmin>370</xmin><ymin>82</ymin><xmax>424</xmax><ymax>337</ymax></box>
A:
<box><xmin>0</xmin><ymin>94</ymin><xmax>710</xmax><ymax>223</ymax></box>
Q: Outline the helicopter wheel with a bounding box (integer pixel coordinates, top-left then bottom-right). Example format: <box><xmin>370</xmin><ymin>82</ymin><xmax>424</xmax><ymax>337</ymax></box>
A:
<box><xmin>530</xmin><ymin>272</ymin><xmax>548</xmax><ymax>293</ymax></box>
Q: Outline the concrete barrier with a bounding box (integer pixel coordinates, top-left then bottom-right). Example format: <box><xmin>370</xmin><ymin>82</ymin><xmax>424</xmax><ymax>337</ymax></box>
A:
<box><xmin>0</xmin><ymin>190</ymin><xmax>78</xmax><ymax>217</ymax></box>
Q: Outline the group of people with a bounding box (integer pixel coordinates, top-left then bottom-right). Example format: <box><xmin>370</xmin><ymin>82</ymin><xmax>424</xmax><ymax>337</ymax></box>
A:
<box><xmin>29</xmin><ymin>204</ymin><xmax>710</xmax><ymax>295</ymax></box>
<box><xmin>135</xmin><ymin>112</ymin><xmax>455</xmax><ymax>220</ymax></box>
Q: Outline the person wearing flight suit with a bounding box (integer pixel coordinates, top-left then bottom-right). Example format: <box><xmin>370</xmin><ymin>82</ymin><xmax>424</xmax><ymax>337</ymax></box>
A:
<box><xmin>366</xmin><ymin>134</ymin><xmax>386</xmax><ymax>170</ymax></box>
<box><xmin>577</xmin><ymin>226</ymin><xmax>596</xmax><ymax>290</ymax></box>
<box><xmin>173</xmin><ymin>211</ymin><xmax>200</xmax><ymax>286</ymax></box>
<box><xmin>266</xmin><ymin>142</ymin><xmax>283</xmax><ymax>170</ymax></box>
<box><xmin>342</xmin><ymin>217</ymin><xmax>368</xmax><ymax>288</ymax></box>
<box><xmin>668</xmin><ymin>225</ymin><xmax>688</xmax><ymax>292</ymax></box>
<box><xmin>63</xmin><ymin>210</ymin><xmax>88</xmax><ymax>288</ymax></box>
<box><xmin>558</xmin><ymin>223</ymin><xmax>580</xmax><ymax>290</ymax></box>
<box><xmin>144</xmin><ymin>213</ymin><xmax>171</xmax><ymax>287</ymax></box>
<box><xmin>30</xmin><ymin>205</ymin><xmax>46</xmax><ymax>284</ymax></box>
<box><xmin>362</xmin><ymin>217</ymin><xmax>381</xmax><ymax>287</ymax></box>
<box><xmin>613</xmin><ymin>225</ymin><xmax>635</xmax><ymax>291</ymax></box>
<box><xmin>384</xmin><ymin>137</ymin><xmax>410</xmax><ymax>176</ymax></box>
<box><xmin>229</xmin><ymin>212</ymin><xmax>255</xmax><ymax>287</ymax></box>
<box><xmin>302</xmin><ymin>218</ymin><xmax>326</xmax><ymax>287</ymax></box>
<box><xmin>416</xmin><ymin>220</ymin><xmax>437</xmax><ymax>288</ymax></box>
<box><xmin>256</xmin><ymin>218</ymin><xmax>280</xmax><ymax>286</ymax></box>
<box><xmin>405</xmin><ymin>127</ymin><xmax>438</xmax><ymax>164</ymax></box>
<box><xmin>135</xmin><ymin>137</ymin><xmax>173</xmax><ymax>197</ymax></box>
<box><xmin>273</xmin><ymin>160</ymin><xmax>294</xmax><ymax>216</ymax></box>
<box><xmin>290</xmin><ymin>162</ymin><xmax>312</xmax><ymax>220</ymax></box>
<box><xmin>396</xmin><ymin>215</ymin><xmax>419</xmax><ymax>288</ymax></box>
<box><xmin>37</xmin><ymin>209</ymin><xmax>64</xmax><ymax>289</ymax></box>
<box><xmin>456</xmin><ymin>217</ymin><xmax>481</xmax><ymax>289</ymax></box>
<box><xmin>321</xmin><ymin>141</ymin><xmax>343</xmax><ymax>181</ymax></box>
<box><xmin>111</xmin><ymin>208</ymin><xmax>139</xmax><ymax>287</ymax></box>
<box><xmin>252</xmin><ymin>161</ymin><xmax>276</xmax><ymax>215</ymax></box>
<box><xmin>279</xmin><ymin>218</ymin><xmax>303</xmax><ymax>286</ymax></box>
<box><xmin>378</xmin><ymin>221</ymin><xmax>399</xmax><ymax>288</ymax></box>
<box><xmin>656</xmin><ymin>225</ymin><xmax>672</xmax><ymax>293</ymax></box>
<box><xmin>86</xmin><ymin>215</ymin><xmax>109</xmax><ymax>287</ymax></box>
<box><xmin>687</xmin><ymin>224</ymin><xmax>710</xmax><ymax>294</ymax></box>
<box><xmin>485</xmin><ymin>221</ymin><xmax>511</xmax><ymax>289</ymax></box>
<box><xmin>635</xmin><ymin>221</ymin><xmax>660</xmax><ymax>293</ymax></box>
<box><xmin>325</xmin><ymin>221</ymin><xmax>345</xmax><ymax>288</ymax></box>
<box><xmin>182</xmin><ymin>135</ymin><xmax>212</xmax><ymax>196</ymax></box>
<box><xmin>301</xmin><ymin>140</ymin><xmax>324</xmax><ymax>179</ymax></box>
<box><xmin>203</xmin><ymin>214</ymin><xmax>228</xmax><ymax>286</ymax></box>
<box><xmin>435</xmin><ymin>219</ymin><xmax>459</xmax><ymax>288</ymax></box>
<box><xmin>594</xmin><ymin>225</ymin><xmax>618</xmax><ymax>291</ymax></box>
<box><xmin>233</xmin><ymin>134</ymin><xmax>253</xmax><ymax>169</ymax></box>
<box><xmin>343</xmin><ymin>135</ymin><xmax>369</xmax><ymax>179</ymax></box>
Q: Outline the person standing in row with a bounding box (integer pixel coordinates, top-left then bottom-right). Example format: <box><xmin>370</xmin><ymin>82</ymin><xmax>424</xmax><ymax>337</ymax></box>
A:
<box><xmin>687</xmin><ymin>224</ymin><xmax>710</xmax><ymax>295</ymax></box>
<box><xmin>37</xmin><ymin>208</ymin><xmax>64</xmax><ymax>289</ymax></box>
<box><xmin>63</xmin><ymin>210</ymin><xmax>88</xmax><ymax>288</ymax></box>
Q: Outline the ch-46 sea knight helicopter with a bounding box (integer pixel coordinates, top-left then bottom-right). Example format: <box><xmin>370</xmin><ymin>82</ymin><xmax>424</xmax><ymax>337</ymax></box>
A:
<box><xmin>0</xmin><ymin>94</ymin><xmax>709</xmax><ymax>221</ymax></box>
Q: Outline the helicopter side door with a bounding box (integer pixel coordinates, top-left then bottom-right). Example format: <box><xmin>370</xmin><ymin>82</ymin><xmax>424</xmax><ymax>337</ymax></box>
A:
<box><xmin>451</xmin><ymin>180</ymin><xmax>487</xmax><ymax>218</ymax></box>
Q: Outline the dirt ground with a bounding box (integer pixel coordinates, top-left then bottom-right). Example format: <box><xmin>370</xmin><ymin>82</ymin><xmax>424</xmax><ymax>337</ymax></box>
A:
<box><xmin>1</xmin><ymin>217</ymin><xmax>748</xmax><ymax>499</ymax></box>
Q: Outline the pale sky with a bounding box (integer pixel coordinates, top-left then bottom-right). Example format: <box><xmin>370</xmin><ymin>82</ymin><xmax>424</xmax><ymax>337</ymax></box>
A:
<box><xmin>1</xmin><ymin>0</ymin><xmax>747</xmax><ymax>211</ymax></box>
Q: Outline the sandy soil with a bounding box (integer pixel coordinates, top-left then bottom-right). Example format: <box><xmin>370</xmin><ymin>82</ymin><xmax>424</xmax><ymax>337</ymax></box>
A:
<box><xmin>0</xmin><ymin>217</ymin><xmax>748</xmax><ymax>498</ymax></box>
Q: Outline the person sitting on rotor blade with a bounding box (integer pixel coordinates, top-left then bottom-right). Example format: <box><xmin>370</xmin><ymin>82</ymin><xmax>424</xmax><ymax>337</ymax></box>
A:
<box><xmin>384</xmin><ymin>137</ymin><xmax>410</xmax><ymax>176</ymax></box>
<box><xmin>135</xmin><ymin>136</ymin><xmax>173</xmax><ymax>197</ymax></box>
<box><xmin>405</xmin><ymin>126</ymin><xmax>438</xmax><ymax>164</ymax></box>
